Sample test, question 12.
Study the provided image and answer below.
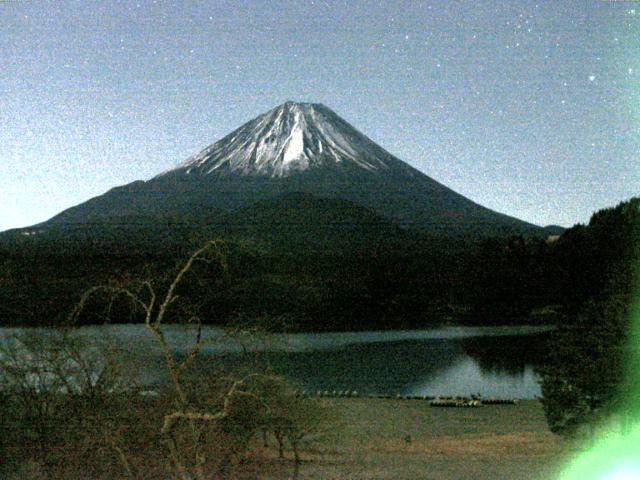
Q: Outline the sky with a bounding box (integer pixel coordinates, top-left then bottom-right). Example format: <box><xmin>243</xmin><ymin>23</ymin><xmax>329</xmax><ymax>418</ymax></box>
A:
<box><xmin>1</xmin><ymin>0</ymin><xmax>638</xmax><ymax>232</ymax></box>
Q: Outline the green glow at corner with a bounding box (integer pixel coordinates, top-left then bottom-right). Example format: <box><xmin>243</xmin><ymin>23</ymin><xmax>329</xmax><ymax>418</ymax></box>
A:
<box><xmin>557</xmin><ymin>424</ymin><xmax>640</xmax><ymax>480</ymax></box>
<box><xmin>603</xmin><ymin>464</ymin><xmax>640</xmax><ymax>480</ymax></box>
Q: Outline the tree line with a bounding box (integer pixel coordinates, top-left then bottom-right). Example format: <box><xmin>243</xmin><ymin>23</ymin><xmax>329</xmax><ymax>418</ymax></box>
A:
<box><xmin>1</xmin><ymin>200</ymin><xmax>637</xmax><ymax>332</ymax></box>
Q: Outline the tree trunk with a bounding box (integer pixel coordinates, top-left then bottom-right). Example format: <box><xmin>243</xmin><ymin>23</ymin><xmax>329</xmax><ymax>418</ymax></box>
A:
<box><xmin>274</xmin><ymin>429</ymin><xmax>284</xmax><ymax>459</ymax></box>
<box><xmin>292</xmin><ymin>438</ymin><xmax>300</xmax><ymax>465</ymax></box>
<box><xmin>291</xmin><ymin>439</ymin><xmax>300</xmax><ymax>480</ymax></box>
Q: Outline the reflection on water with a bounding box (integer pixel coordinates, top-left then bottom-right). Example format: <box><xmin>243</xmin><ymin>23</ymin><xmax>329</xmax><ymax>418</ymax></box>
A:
<box><xmin>0</xmin><ymin>325</ymin><xmax>552</xmax><ymax>398</ymax></box>
<box><xmin>460</xmin><ymin>333</ymin><xmax>550</xmax><ymax>376</ymax></box>
<box><xmin>404</xmin><ymin>357</ymin><xmax>541</xmax><ymax>398</ymax></box>
<box><xmin>207</xmin><ymin>332</ymin><xmax>551</xmax><ymax>398</ymax></box>
<box><xmin>210</xmin><ymin>338</ymin><xmax>462</xmax><ymax>395</ymax></box>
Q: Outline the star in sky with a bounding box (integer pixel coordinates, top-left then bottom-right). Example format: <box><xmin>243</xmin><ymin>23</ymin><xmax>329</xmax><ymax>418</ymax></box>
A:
<box><xmin>0</xmin><ymin>0</ymin><xmax>638</xmax><ymax>231</ymax></box>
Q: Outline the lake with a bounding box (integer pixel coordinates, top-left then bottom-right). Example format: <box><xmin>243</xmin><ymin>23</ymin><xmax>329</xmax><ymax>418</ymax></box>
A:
<box><xmin>0</xmin><ymin>324</ymin><xmax>553</xmax><ymax>398</ymax></box>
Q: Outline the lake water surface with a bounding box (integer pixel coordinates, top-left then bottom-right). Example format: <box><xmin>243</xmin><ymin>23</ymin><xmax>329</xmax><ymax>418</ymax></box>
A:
<box><xmin>0</xmin><ymin>324</ymin><xmax>553</xmax><ymax>398</ymax></box>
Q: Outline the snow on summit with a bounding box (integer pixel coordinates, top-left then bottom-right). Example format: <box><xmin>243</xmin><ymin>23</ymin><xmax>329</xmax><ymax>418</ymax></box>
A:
<box><xmin>167</xmin><ymin>102</ymin><xmax>396</xmax><ymax>178</ymax></box>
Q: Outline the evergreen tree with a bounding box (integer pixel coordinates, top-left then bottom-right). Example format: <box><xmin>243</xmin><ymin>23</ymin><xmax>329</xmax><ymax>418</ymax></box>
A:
<box><xmin>537</xmin><ymin>297</ymin><xmax>629</xmax><ymax>436</ymax></box>
<box><xmin>537</xmin><ymin>197</ymin><xmax>639</xmax><ymax>436</ymax></box>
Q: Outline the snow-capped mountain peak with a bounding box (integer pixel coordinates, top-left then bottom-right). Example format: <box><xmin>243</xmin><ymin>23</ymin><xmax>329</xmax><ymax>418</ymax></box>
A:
<box><xmin>168</xmin><ymin>101</ymin><xmax>396</xmax><ymax>178</ymax></box>
<box><xmin>31</xmin><ymin>101</ymin><xmax>543</xmax><ymax>238</ymax></box>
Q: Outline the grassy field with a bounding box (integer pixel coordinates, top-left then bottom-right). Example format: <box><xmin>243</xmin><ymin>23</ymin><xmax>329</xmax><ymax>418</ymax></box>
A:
<box><xmin>257</xmin><ymin>398</ymin><xmax>571</xmax><ymax>480</ymax></box>
<box><xmin>1</xmin><ymin>395</ymin><xmax>572</xmax><ymax>479</ymax></box>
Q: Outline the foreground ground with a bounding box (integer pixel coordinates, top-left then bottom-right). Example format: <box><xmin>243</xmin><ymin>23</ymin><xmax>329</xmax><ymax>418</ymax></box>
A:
<box><xmin>258</xmin><ymin>398</ymin><xmax>570</xmax><ymax>480</ymax></box>
<box><xmin>2</xmin><ymin>396</ymin><xmax>571</xmax><ymax>480</ymax></box>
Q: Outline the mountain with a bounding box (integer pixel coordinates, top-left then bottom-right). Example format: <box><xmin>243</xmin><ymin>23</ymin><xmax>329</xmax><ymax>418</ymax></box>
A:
<box><xmin>210</xmin><ymin>192</ymin><xmax>408</xmax><ymax>249</ymax></box>
<box><xmin>169</xmin><ymin>100</ymin><xmax>393</xmax><ymax>177</ymax></box>
<box><xmin>16</xmin><ymin>101</ymin><xmax>543</xmax><ymax>238</ymax></box>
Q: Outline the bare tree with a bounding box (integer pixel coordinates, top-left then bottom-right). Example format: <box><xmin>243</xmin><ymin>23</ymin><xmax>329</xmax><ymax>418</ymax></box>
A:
<box><xmin>66</xmin><ymin>239</ymin><xmax>322</xmax><ymax>480</ymax></box>
<box><xmin>0</xmin><ymin>240</ymin><xmax>325</xmax><ymax>479</ymax></box>
<box><xmin>0</xmin><ymin>327</ymin><xmax>128</xmax><ymax>471</ymax></box>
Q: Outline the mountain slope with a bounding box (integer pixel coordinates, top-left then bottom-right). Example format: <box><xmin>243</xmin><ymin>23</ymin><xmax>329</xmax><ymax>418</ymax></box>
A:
<box><xmin>23</xmin><ymin>101</ymin><xmax>543</xmax><ymax>237</ymax></box>
<box><xmin>208</xmin><ymin>191</ymin><xmax>411</xmax><ymax>252</ymax></box>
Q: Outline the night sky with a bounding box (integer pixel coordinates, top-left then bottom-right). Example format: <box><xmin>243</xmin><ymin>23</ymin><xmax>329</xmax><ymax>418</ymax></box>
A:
<box><xmin>1</xmin><ymin>0</ymin><xmax>638</xmax><ymax>232</ymax></box>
